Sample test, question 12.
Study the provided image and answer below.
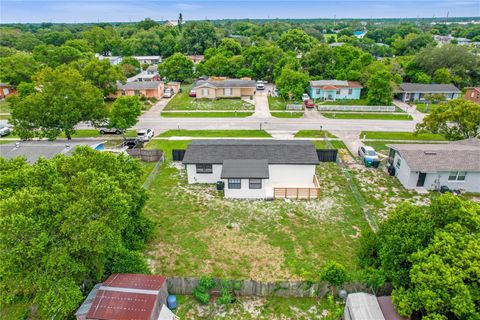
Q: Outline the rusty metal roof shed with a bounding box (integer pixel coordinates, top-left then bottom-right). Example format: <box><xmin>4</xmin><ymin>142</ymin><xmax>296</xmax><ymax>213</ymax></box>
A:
<box><xmin>103</xmin><ymin>273</ymin><xmax>166</xmax><ymax>291</ymax></box>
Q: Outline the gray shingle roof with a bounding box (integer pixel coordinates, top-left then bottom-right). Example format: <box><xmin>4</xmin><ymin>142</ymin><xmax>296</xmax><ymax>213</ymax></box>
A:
<box><xmin>118</xmin><ymin>81</ymin><xmax>163</xmax><ymax>90</ymax></box>
<box><xmin>397</xmin><ymin>83</ymin><xmax>460</xmax><ymax>93</ymax></box>
<box><xmin>183</xmin><ymin>140</ymin><xmax>319</xmax><ymax>165</ymax></box>
<box><xmin>0</xmin><ymin>140</ymin><xmax>105</xmax><ymax>164</ymax></box>
<box><xmin>193</xmin><ymin>79</ymin><xmax>256</xmax><ymax>89</ymax></box>
<box><xmin>221</xmin><ymin>159</ymin><xmax>269</xmax><ymax>178</ymax></box>
<box><xmin>388</xmin><ymin>139</ymin><xmax>480</xmax><ymax>172</ymax></box>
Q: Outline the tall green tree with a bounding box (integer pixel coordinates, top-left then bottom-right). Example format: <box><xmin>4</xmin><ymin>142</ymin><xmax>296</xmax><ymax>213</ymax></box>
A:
<box><xmin>79</xmin><ymin>58</ymin><xmax>126</xmax><ymax>96</ymax></box>
<box><xmin>0</xmin><ymin>52</ymin><xmax>40</xmax><ymax>84</ymax></box>
<box><xmin>217</xmin><ymin>38</ymin><xmax>242</xmax><ymax>57</ymax></box>
<box><xmin>433</xmin><ymin>68</ymin><xmax>452</xmax><ymax>84</ymax></box>
<box><xmin>366</xmin><ymin>70</ymin><xmax>394</xmax><ymax>106</ymax></box>
<box><xmin>180</xmin><ymin>21</ymin><xmax>218</xmax><ymax>54</ymax></box>
<box><xmin>9</xmin><ymin>66</ymin><xmax>107</xmax><ymax>140</ymax></box>
<box><xmin>157</xmin><ymin>53</ymin><xmax>193</xmax><ymax>82</ymax></box>
<box><xmin>119</xmin><ymin>56</ymin><xmax>142</xmax><ymax>77</ymax></box>
<box><xmin>108</xmin><ymin>96</ymin><xmax>142</xmax><ymax>134</ymax></box>
<box><xmin>276</xmin><ymin>67</ymin><xmax>309</xmax><ymax>100</ymax></box>
<box><xmin>277</xmin><ymin>29</ymin><xmax>316</xmax><ymax>53</ymax></box>
<box><xmin>301</xmin><ymin>44</ymin><xmax>335</xmax><ymax>79</ymax></box>
<box><xmin>416</xmin><ymin>99</ymin><xmax>480</xmax><ymax>140</ymax></box>
<box><xmin>33</xmin><ymin>44</ymin><xmax>86</xmax><ymax>67</ymax></box>
<box><xmin>0</xmin><ymin>148</ymin><xmax>152</xmax><ymax>319</ymax></box>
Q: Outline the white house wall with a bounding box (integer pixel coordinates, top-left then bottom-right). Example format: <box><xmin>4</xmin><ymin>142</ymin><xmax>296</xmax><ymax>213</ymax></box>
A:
<box><xmin>186</xmin><ymin>164</ymin><xmax>222</xmax><ymax>184</ymax></box>
<box><xmin>265</xmin><ymin>164</ymin><xmax>316</xmax><ymax>198</ymax></box>
<box><xmin>223</xmin><ymin>178</ymin><xmax>266</xmax><ymax>199</ymax></box>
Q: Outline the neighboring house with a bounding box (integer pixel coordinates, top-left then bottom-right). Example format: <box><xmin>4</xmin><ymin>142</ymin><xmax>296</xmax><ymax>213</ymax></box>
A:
<box><xmin>193</xmin><ymin>78</ymin><xmax>256</xmax><ymax>99</ymax></box>
<box><xmin>187</xmin><ymin>55</ymin><xmax>205</xmax><ymax>64</ymax></box>
<box><xmin>75</xmin><ymin>273</ymin><xmax>174</xmax><ymax>320</ymax></box>
<box><xmin>115</xmin><ymin>81</ymin><xmax>165</xmax><ymax>99</ymax></box>
<box><xmin>165</xmin><ymin>20</ymin><xmax>179</xmax><ymax>27</ymax></box>
<box><xmin>0</xmin><ymin>83</ymin><xmax>16</xmax><ymax>99</ymax></box>
<box><xmin>309</xmin><ymin>80</ymin><xmax>363</xmax><ymax>101</ymax></box>
<box><xmin>0</xmin><ymin>140</ymin><xmax>106</xmax><ymax>164</ymax></box>
<box><xmin>127</xmin><ymin>70</ymin><xmax>161</xmax><ymax>82</ymax></box>
<box><xmin>328</xmin><ymin>42</ymin><xmax>346</xmax><ymax>47</ymax></box>
<box><xmin>344</xmin><ymin>293</ymin><xmax>406</xmax><ymax>320</ymax></box>
<box><xmin>97</xmin><ymin>55</ymin><xmax>122</xmax><ymax>65</ymax></box>
<box><xmin>182</xmin><ymin>140</ymin><xmax>320</xmax><ymax>199</ymax></box>
<box><xmin>134</xmin><ymin>55</ymin><xmax>162</xmax><ymax>65</ymax></box>
<box><xmin>387</xmin><ymin>139</ymin><xmax>480</xmax><ymax>192</ymax></box>
<box><xmin>465</xmin><ymin>87</ymin><xmax>480</xmax><ymax>104</ymax></box>
<box><xmin>395</xmin><ymin>83</ymin><xmax>460</xmax><ymax>102</ymax></box>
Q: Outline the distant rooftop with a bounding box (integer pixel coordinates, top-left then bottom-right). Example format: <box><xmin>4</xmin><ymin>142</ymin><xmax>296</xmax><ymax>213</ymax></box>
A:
<box><xmin>396</xmin><ymin>83</ymin><xmax>460</xmax><ymax>93</ymax></box>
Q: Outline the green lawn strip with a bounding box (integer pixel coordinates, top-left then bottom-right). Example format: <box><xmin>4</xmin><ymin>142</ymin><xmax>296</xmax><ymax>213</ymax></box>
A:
<box><xmin>294</xmin><ymin>130</ymin><xmax>338</xmax><ymax>139</ymax></box>
<box><xmin>318</xmin><ymin>98</ymin><xmax>369</xmax><ymax>106</ymax></box>
<box><xmin>159</xmin><ymin>130</ymin><xmax>272</xmax><ymax>138</ymax></box>
<box><xmin>161</xmin><ymin>111</ymin><xmax>253</xmax><ymax>118</ymax></box>
<box><xmin>360</xmin><ymin>131</ymin><xmax>446</xmax><ymax>141</ymax></box>
<box><xmin>143</xmin><ymin>140</ymin><xmax>366</xmax><ymax>281</ymax></box>
<box><xmin>0</xmin><ymin>100</ymin><xmax>11</xmax><ymax>113</ymax></box>
<box><xmin>0</xmin><ymin>114</ymin><xmax>11</xmax><ymax>120</ymax></box>
<box><xmin>175</xmin><ymin>295</ymin><xmax>344</xmax><ymax>319</ymax></box>
<box><xmin>268</xmin><ymin>96</ymin><xmax>295</xmax><ymax>110</ymax></box>
<box><xmin>270</xmin><ymin>111</ymin><xmax>304</xmax><ymax>118</ymax></box>
<box><xmin>321</xmin><ymin>113</ymin><xmax>413</xmax><ymax>120</ymax></box>
<box><xmin>0</xmin><ymin>130</ymin><xmax>136</xmax><ymax>140</ymax></box>
<box><xmin>415</xmin><ymin>103</ymin><xmax>438</xmax><ymax>113</ymax></box>
<box><xmin>164</xmin><ymin>89</ymin><xmax>254</xmax><ymax>111</ymax></box>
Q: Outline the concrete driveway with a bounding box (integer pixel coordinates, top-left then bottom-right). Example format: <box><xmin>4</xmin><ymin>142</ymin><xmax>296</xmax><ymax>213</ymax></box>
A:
<box><xmin>251</xmin><ymin>84</ymin><xmax>272</xmax><ymax>118</ymax></box>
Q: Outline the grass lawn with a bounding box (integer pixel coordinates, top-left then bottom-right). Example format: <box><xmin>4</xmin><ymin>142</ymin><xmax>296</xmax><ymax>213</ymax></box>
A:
<box><xmin>270</xmin><ymin>112</ymin><xmax>304</xmax><ymax>118</ymax></box>
<box><xmin>143</xmin><ymin>140</ymin><xmax>369</xmax><ymax>281</ymax></box>
<box><xmin>0</xmin><ymin>130</ymin><xmax>137</xmax><ymax>140</ymax></box>
<box><xmin>360</xmin><ymin>131</ymin><xmax>446</xmax><ymax>141</ymax></box>
<box><xmin>365</xmin><ymin>140</ymin><xmax>445</xmax><ymax>155</ymax></box>
<box><xmin>0</xmin><ymin>100</ymin><xmax>11</xmax><ymax>113</ymax></box>
<box><xmin>175</xmin><ymin>295</ymin><xmax>344</xmax><ymax>319</ymax></box>
<box><xmin>0</xmin><ymin>114</ymin><xmax>11</xmax><ymax>120</ymax></box>
<box><xmin>294</xmin><ymin>130</ymin><xmax>338</xmax><ymax>139</ymax></box>
<box><xmin>164</xmin><ymin>89</ymin><xmax>254</xmax><ymax>111</ymax></box>
<box><xmin>321</xmin><ymin>113</ymin><xmax>413</xmax><ymax>120</ymax></box>
<box><xmin>159</xmin><ymin>130</ymin><xmax>272</xmax><ymax>138</ymax></box>
<box><xmin>318</xmin><ymin>98</ymin><xmax>368</xmax><ymax>106</ymax></box>
<box><xmin>268</xmin><ymin>96</ymin><xmax>295</xmax><ymax>110</ymax></box>
<box><xmin>162</xmin><ymin>111</ymin><xmax>253</xmax><ymax>118</ymax></box>
<box><xmin>415</xmin><ymin>103</ymin><xmax>438</xmax><ymax>113</ymax></box>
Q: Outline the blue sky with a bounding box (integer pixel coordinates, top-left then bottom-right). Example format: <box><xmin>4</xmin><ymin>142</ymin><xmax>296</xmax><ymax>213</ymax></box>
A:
<box><xmin>1</xmin><ymin>0</ymin><xmax>479</xmax><ymax>23</ymax></box>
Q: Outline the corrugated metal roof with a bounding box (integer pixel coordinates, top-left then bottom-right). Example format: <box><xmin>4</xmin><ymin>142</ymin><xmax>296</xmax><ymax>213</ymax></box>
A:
<box><xmin>346</xmin><ymin>293</ymin><xmax>385</xmax><ymax>320</ymax></box>
<box><xmin>86</xmin><ymin>289</ymin><xmax>157</xmax><ymax>320</ymax></box>
<box><xmin>104</xmin><ymin>273</ymin><xmax>166</xmax><ymax>291</ymax></box>
<box><xmin>182</xmin><ymin>140</ymin><xmax>320</xmax><ymax>165</ymax></box>
<box><xmin>221</xmin><ymin>159</ymin><xmax>270</xmax><ymax>178</ymax></box>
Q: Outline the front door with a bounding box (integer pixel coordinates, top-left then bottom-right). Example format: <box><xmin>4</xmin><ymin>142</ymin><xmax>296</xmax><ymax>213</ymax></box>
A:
<box><xmin>416</xmin><ymin>172</ymin><xmax>426</xmax><ymax>187</ymax></box>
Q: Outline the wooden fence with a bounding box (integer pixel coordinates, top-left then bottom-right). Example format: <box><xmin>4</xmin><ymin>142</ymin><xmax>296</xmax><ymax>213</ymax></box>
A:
<box><xmin>167</xmin><ymin>277</ymin><xmax>375</xmax><ymax>298</ymax></box>
<box><xmin>126</xmin><ymin>149</ymin><xmax>163</xmax><ymax>162</ymax></box>
<box><xmin>273</xmin><ymin>175</ymin><xmax>320</xmax><ymax>200</ymax></box>
<box><xmin>316</xmin><ymin>149</ymin><xmax>338</xmax><ymax>162</ymax></box>
<box><xmin>317</xmin><ymin>105</ymin><xmax>396</xmax><ymax>112</ymax></box>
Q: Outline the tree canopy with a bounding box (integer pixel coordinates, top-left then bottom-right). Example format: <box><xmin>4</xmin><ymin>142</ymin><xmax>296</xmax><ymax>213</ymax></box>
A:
<box><xmin>157</xmin><ymin>52</ymin><xmax>194</xmax><ymax>82</ymax></box>
<box><xmin>0</xmin><ymin>148</ymin><xmax>153</xmax><ymax>318</ymax></box>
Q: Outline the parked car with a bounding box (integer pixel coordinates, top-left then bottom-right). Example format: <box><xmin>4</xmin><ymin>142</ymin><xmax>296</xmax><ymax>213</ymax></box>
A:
<box><xmin>302</xmin><ymin>93</ymin><xmax>310</xmax><ymax>101</ymax></box>
<box><xmin>98</xmin><ymin>126</ymin><xmax>124</xmax><ymax>134</ymax></box>
<box><xmin>0</xmin><ymin>124</ymin><xmax>12</xmax><ymax>136</ymax></box>
<box><xmin>304</xmin><ymin>99</ymin><xmax>315</xmax><ymax>108</ymax></box>
<box><xmin>189</xmin><ymin>89</ymin><xmax>196</xmax><ymax>97</ymax></box>
<box><xmin>137</xmin><ymin>128</ymin><xmax>154</xmax><ymax>141</ymax></box>
<box><xmin>256</xmin><ymin>81</ymin><xmax>265</xmax><ymax>90</ymax></box>
<box><xmin>164</xmin><ymin>88</ymin><xmax>173</xmax><ymax>98</ymax></box>
<box><xmin>358</xmin><ymin>146</ymin><xmax>380</xmax><ymax>165</ymax></box>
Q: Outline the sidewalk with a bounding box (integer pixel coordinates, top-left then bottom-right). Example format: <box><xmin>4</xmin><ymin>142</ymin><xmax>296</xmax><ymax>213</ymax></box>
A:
<box><xmin>393</xmin><ymin>99</ymin><xmax>425</xmax><ymax>122</ymax></box>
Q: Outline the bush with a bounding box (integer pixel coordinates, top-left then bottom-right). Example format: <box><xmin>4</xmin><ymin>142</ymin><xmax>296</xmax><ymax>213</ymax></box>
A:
<box><xmin>320</xmin><ymin>261</ymin><xmax>347</xmax><ymax>287</ymax></box>
<box><xmin>192</xmin><ymin>277</ymin><xmax>215</xmax><ymax>304</ymax></box>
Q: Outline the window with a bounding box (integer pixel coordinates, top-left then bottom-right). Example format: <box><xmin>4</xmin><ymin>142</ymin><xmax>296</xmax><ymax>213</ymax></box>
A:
<box><xmin>348</xmin><ymin>89</ymin><xmax>353</xmax><ymax>95</ymax></box>
<box><xmin>316</xmin><ymin>89</ymin><xmax>321</xmax><ymax>95</ymax></box>
<box><xmin>228</xmin><ymin>178</ymin><xmax>241</xmax><ymax>189</ymax></box>
<box><xmin>336</xmin><ymin>90</ymin><xmax>341</xmax><ymax>95</ymax></box>
<box><xmin>224</xmin><ymin>88</ymin><xmax>232</xmax><ymax>96</ymax></box>
<box><xmin>395</xmin><ymin>158</ymin><xmax>401</xmax><ymax>169</ymax></box>
<box><xmin>448</xmin><ymin>171</ymin><xmax>467</xmax><ymax>181</ymax></box>
<box><xmin>249</xmin><ymin>179</ymin><xmax>262</xmax><ymax>189</ymax></box>
<box><xmin>202</xmin><ymin>89</ymin><xmax>209</xmax><ymax>96</ymax></box>
<box><xmin>196</xmin><ymin>164</ymin><xmax>212</xmax><ymax>174</ymax></box>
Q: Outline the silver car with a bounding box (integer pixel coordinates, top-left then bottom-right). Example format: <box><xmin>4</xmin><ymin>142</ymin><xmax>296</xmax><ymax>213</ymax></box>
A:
<box><xmin>0</xmin><ymin>124</ymin><xmax>12</xmax><ymax>136</ymax></box>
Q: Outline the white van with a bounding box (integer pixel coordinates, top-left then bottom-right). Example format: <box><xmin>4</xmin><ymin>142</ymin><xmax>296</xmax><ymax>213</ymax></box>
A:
<box><xmin>164</xmin><ymin>88</ymin><xmax>173</xmax><ymax>98</ymax></box>
<box><xmin>256</xmin><ymin>81</ymin><xmax>265</xmax><ymax>90</ymax></box>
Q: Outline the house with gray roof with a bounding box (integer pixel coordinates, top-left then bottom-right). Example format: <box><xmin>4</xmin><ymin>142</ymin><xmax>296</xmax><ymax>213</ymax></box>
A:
<box><xmin>193</xmin><ymin>78</ymin><xmax>256</xmax><ymax>99</ymax></box>
<box><xmin>395</xmin><ymin>83</ymin><xmax>460</xmax><ymax>102</ymax></box>
<box><xmin>182</xmin><ymin>140</ymin><xmax>320</xmax><ymax>199</ymax></box>
<box><xmin>387</xmin><ymin>139</ymin><xmax>480</xmax><ymax>192</ymax></box>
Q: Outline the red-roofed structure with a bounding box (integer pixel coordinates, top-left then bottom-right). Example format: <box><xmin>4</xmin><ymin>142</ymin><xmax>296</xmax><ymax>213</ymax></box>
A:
<box><xmin>76</xmin><ymin>274</ymin><xmax>169</xmax><ymax>320</ymax></box>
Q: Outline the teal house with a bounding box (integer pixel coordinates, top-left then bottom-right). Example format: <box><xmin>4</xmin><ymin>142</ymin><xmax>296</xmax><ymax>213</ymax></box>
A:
<box><xmin>309</xmin><ymin>80</ymin><xmax>363</xmax><ymax>101</ymax></box>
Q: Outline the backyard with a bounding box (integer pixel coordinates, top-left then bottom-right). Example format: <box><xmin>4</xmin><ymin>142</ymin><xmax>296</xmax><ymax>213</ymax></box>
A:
<box><xmin>164</xmin><ymin>86</ymin><xmax>254</xmax><ymax>111</ymax></box>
